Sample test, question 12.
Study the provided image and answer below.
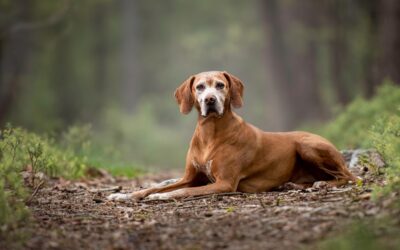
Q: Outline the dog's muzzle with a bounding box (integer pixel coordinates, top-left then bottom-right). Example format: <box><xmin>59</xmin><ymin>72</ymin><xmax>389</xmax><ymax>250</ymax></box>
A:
<box><xmin>198</xmin><ymin>88</ymin><xmax>225</xmax><ymax>117</ymax></box>
<box><xmin>203</xmin><ymin>95</ymin><xmax>219</xmax><ymax>116</ymax></box>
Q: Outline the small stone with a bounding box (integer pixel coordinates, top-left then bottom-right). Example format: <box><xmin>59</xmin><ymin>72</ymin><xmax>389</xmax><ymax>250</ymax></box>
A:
<box><xmin>93</xmin><ymin>198</ymin><xmax>103</xmax><ymax>203</ymax></box>
<box><xmin>204</xmin><ymin>212</ymin><xmax>213</xmax><ymax>217</ymax></box>
<box><xmin>358</xmin><ymin>193</ymin><xmax>371</xmax><ymax>200</ymax></box>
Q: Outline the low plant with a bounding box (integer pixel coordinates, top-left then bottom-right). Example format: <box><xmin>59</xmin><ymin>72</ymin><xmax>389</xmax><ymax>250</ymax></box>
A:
<box><xmin>369</xmin><ymin>114</ymin><xmax>400</xmax><ymax>196</ymax></box>
<box><xmin>0</xmin><ymin>123</ymin><xmax>144</xmax><ymax>240</ymax></box>
<box><xmin>314</xmin><ymin>82</ymin><xmax>400</xmax><ymax>149</ymax></box>
<box><xmin>0</xmin><ymin>125</ymin><xmax>89</xmax><ymax>240</ymax></box>
<box><xmin>311</xmin><ymin>83</ymin><xmax>400</xmax><ymax>249</ymax></box>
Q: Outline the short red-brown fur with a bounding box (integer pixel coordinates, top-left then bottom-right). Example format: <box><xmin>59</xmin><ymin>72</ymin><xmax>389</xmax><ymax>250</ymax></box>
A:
<box><xmin>128</xmin><ymin>71</ymin><xmax>357</xmax><ymax>200</ymax></box>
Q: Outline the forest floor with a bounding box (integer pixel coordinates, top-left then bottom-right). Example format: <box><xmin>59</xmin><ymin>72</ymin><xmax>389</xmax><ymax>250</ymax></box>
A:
<box><xmin>16</xmin><ymin>150</ymin><xmax>393</xmax><ymax>250</ymax></box>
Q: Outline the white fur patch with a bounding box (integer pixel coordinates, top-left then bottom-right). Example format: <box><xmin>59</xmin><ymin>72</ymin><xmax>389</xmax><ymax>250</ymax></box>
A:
<box><xmin>107</xmin><ymin>193</ymin><xmax>132</xmax><ymax>201</ymax></box>
<box><xmin>192</xmin><ymin>160</ymin><xmax>201</xmax><ymax>171</ymax></box>
<box><xmin>147</xmin><ymin>193</ymin><xmax>171</xmax><ymax>200</ymax></box>
<box><xmin>349</xmin><ymin>149</ymin><xmax>366</xmax><ymax>169</ymax></box>
<box><xmin>204</xmin><ymin>160</ymin><xmax>215</xmax><ymax>183</ymax></box>
<box><xmin>195</xmin><ymin>84</ymin><xmax>225</xmax><ymax>116</ymax></box>
<box><xmin>147</xmin><ymin>189</ymin><xmax>185</xmax><ymax>200</ymax></box>
<box><xmin>192</xmin><ymin>160</ymin><xmax>215</xmax><ymax>183</ymax></box>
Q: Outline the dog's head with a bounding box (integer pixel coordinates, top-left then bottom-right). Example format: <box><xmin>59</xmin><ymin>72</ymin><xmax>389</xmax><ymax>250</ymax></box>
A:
<box><xmin>174</xmin><ymin>71</ymin><xmax>244</xmax><ymax>117</ymax></box>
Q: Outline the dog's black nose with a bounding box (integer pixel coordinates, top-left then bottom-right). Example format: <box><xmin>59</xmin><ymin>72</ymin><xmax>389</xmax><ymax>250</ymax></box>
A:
<box><xmin>205</xmin><ymin>96</ymin><xmax>216</xmax><ymax>105</ymax></box>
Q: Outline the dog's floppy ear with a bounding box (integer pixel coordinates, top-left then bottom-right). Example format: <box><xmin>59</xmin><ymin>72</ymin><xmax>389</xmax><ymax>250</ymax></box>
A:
<box><xmin>174</xmin><ymin>75</ymin><xmax>195</xmax><ymax>114</ymax></box>
<box><xmin>223</xmin><ymin>71</ymin><xmax>244</xmax><ymax>108</ymax></box>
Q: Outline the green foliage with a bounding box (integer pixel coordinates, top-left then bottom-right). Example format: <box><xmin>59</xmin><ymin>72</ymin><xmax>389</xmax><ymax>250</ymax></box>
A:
<box><xmin>58</xmin><ymin>124</ymin><xmax>142</xmax><ymax>177</ymax></box>
<box><xmin>314</xmin><ymin>82</ymin><xmax>400</xmax><ymax>194</ymax></box>
<box><xmin>226</xmin><ymin>207</ymin><xmax>235</xmax><ymax>213</ymax></box>
<box><xmin>317</xmin><ymin>220</ymin><xmax>400</xmax><ymax>250</ymax></box>
<box><xmin>315</xmin><ymin>82</ymin><xmax>400</xmax><ymax>149</ymax></box>
<box><xmin>370</xmin><ymin>114</ymin><xmax>400</xmax><ymax>196</ymax></box>
<box><xmin>0</xmin><ymin>125</ymin><xmax>89</xmax><ymax>234</ymax></box>
<box><xmin>312</xmin><ymin>83</ymin><xmax>400</xmax><ymax>249</ymax></box>
<box><xmin>0</xmin><ymin>124</ymin><xmax>143</xmax><ymax>240</ymax></box>
<box><xmin>0</xmin><ymin>127</ymin><xmax>30</xmax><ymax>233</ymax></box>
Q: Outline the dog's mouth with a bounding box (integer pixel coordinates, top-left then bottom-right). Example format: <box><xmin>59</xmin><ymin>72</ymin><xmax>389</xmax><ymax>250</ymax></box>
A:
<box><xmin>202</xmin><ymin>105</ymin><xmax>221</xmax><ymax>117</ymax></box>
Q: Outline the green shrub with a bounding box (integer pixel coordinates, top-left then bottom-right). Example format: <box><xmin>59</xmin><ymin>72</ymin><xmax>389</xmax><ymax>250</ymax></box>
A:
<box><xmin>317</xmin><ymin>220</ymin><xmax>400</xmax><ymax>250</ymax></box>
<box><xmin>312</xmin><ymin>83</ymin><xmax>400</xmax><ymax>249</ymax></box>
<box><xmin>314</xmin><ymin>82</ymin><xmax>400</xmax><ymax>149</ymax></box>
<box><xmin>0</xmin><ymin>127</ymin><xmax>30</xmax><ymax>232</ymax></box>
<box><xmin>0</xmin><ymin>125</ymin><xmax>89</xmax><ymax>235</ymax></box>
<box><xmin>313</xmin><ymin>82</ymin><xmax>400</xmax><ymax>194</ymax></box>
<box><xmin>0</xmin><ymin>123</ymin><xmax>144</xmax><ymax>243</ymax></box>
<box><xmin>369</xmin><ymin>114</ymin><xmax>400</xmax><ymax>196</ymax></box>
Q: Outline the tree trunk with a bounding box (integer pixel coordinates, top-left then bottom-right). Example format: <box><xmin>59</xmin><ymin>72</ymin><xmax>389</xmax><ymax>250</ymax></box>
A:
<box><xmin>262</xmin><ymin>0</ymin><xmax>326</xmax><ymax>129</ymax></box>
<box><xmin>373</xmin><ymin>0</ymin><xmax>400</xmax><ymax>85</ymax></box>
<box><xmin>93</xmin><ymin>3</ymin><xmax>108</xmax><ymax>110</ymax></box>
<box><xmin>289</xmin><ymin>1</ymin><xmax>326</xmax><ymax>121</ymax></box>
<box><xmin>292</xmin><ymin>40</ymin><xmax>326</xmax><ymax>121</ymax></box>
<box><xmin>0</xmin><ymin>0</ymin><xmax>33</xmax><ymax>125</ymax></box>
<box><xmin>363</xmin><ymin>0</ymin><xmax>379</xmax><ymax>98</ymax></box>
<box><xmin>262</xmin><ymin>0</ymin><xmax>296</xmax><ymax>130</ymax></box>
<box><xmin>120</xmin><ymin>0</ymin><xmax>141</xmax><ymax>111</ymax></box>
<box><xmin>330</xmin><ymin>1</ymin><xmax>351</xmax><ymax>105</ymax></box>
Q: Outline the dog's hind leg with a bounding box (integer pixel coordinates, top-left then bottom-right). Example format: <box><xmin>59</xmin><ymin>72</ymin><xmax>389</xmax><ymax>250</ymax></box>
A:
<box><xmin>312</xmin><ymin>179</ymin><xmax>351</xmax><ymax>188</ymax></box>
<box><xmin>295</xmin><ymin>137</ymin><xmax>357</xmax><ymax>187</ymax></box>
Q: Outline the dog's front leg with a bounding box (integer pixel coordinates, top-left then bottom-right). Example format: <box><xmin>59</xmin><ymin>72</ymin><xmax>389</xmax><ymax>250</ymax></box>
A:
<box><xmin>107</xmin><ymin>178</ymin><xmax>193</xmax><ymax>201</ymax></box>
<box><xmin>146</xmin><ymin>158</ymin><xmax>242</xmax><ymax>200</ymax></box>
<box><xmin>107</xmin><ymin>165</ymin><xmax>198</xmax><ymax>201</ymax></box>
<box><xmin>147</xmin><ymin>181</ymin><xmax>236</xmax><ymax>200</ymax></box>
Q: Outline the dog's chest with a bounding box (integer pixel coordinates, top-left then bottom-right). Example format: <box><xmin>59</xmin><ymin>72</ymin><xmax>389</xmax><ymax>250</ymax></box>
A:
<box><xmin>192</xmin><ymin>159</ymin><xmax>215</xmax><ymax>183</ymax></box>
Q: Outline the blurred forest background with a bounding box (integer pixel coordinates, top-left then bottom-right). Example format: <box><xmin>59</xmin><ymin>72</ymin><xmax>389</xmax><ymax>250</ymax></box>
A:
<box><xmin>1</xmin><ymin>0</ymin><xmax>399</xmax><ymax>170</ymax></box>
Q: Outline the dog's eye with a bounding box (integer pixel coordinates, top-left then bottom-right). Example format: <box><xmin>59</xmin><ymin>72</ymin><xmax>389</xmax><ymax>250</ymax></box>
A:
<box><xmin>196</xmin><ymin>84</ymin><xmax>205</xmax><ymax>91</ymax></box>
<box><xmin>216</xmin><ymin>82</ymin><xmax>225</xmax><ymax>90</ymax></box>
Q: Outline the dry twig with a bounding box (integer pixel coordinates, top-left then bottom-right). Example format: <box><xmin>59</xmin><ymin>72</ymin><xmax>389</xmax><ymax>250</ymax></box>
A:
<box><xmin>26</xmin><ymin>180</ymin><xmax>45</xmax><ymax>204</ymax></box>
<box><xmin>89</xmin><ymin>186</ymin><xmax>122</xmax><ymax>193</ymax></box>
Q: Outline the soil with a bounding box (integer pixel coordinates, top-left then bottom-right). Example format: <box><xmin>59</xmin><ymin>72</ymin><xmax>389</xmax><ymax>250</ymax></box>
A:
<box><xmin>10</xmin><ymin>150</ymin><xmax>393</xmax><ymax>249</ymax></box>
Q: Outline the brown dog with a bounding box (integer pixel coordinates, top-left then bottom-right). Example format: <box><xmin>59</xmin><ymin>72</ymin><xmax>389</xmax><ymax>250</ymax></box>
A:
<box><xmin>108</xmin><ymin>71</ymin><xmax>356</xmax><ymax>201</ymax></box>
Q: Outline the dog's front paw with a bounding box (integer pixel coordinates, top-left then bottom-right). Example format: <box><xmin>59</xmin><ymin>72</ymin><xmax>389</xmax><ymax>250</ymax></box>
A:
<box><xmin>107</xmin><ymin>193</ymin><xmax>132</xmax><ymax>201</ymax></box>
<box><xmin>130</xmin><ymin>190</ymin><xmax>149</xmax><ymax>200</ymax></box>
<box><xmin>147</xmin><ymin>193</ymin><xmax>171</xmax><ymax>200</ymax></box>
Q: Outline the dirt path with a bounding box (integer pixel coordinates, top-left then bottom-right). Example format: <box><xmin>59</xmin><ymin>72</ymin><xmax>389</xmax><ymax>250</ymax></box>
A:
<box><xmin>21</xmin><ymin>150</ymin><xmax>385</xmax><ymax>250</ymax></box>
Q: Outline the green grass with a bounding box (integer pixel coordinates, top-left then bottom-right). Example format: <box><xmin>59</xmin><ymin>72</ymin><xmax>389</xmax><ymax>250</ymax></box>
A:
<box><xmin>309</xmin><ymin>83</ymin><xmax>400</xmax><ymax>249</ymax></box>
<box><xmin>61</xmin><ymin>124</ymin><xmax>145</xmax><ymax>178</ymax></box>
<box><xmin>312</xmin><ymin>82</ymin><xmax>400</xmax><ymax>149</ymax></box>
<box><xmin>0</xmin><ymin>124</ymin><xmax>142</xmax><ymax>243</ymax></box>
<box><xmin>87</xmin><ymin>159</ymin><xmax>144</xmax><ymax>178</ymax></box>
<box><xmin>317</xmin><ymin>220</ymin><xmax>400</xmax><ymax>250</ymax></box>
<box><xmin>313</xmin><ymin>83</ymin><xmax>400</xmax><ymax>196</ymax></box>
<box><xmin>0</xmin><ymin>125</ymin><xmax>89</xmax><ymax>235</ymax></box>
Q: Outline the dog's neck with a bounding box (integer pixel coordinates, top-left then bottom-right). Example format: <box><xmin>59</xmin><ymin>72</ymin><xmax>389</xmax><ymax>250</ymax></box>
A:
<box><xmin>195</xmin><ymin>108</ymin><xmax>243</xmax><ymax>145</ymax></box>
